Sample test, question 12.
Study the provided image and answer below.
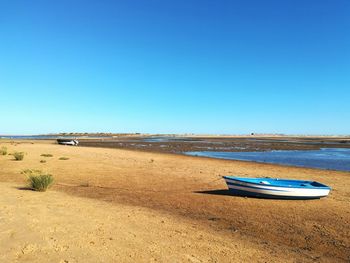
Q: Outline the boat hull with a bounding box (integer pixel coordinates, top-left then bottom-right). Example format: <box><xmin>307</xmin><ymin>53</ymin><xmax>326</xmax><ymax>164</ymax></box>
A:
<box><xmin>57</xmin><ymin>139</ymin><xmax>79</xmax><ymax>146</ymax></box>
<box><xmin>224</xmin><ymin>177</ymin><xmax>330</xmax><ymax>199</ymax></box>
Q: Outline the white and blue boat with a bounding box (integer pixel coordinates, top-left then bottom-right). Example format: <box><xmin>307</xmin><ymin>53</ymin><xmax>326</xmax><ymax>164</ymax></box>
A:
<box><xmin>223</xmin><ymin>176</ymin><xmax>331</xmax><ymax>199</ymax></box>
<box><xmin>57</xmin><ymin>138</ymin><xmax>79</xmax><ymax>146</ymax></box>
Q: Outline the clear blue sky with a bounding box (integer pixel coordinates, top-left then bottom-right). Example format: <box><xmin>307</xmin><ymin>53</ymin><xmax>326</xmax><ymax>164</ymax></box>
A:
<box><xmin>0</xmin><ymin>0</ymin><xmax>349</xmax><ymax>135</ymax></box>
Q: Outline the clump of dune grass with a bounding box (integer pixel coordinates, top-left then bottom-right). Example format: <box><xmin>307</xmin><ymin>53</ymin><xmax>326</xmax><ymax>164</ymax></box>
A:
<box><xmin>0</xmin><ymin>146</ymin><xmax>7</xmax><ymax>155</ymax></box>
<box><xmin>40</xmin><ymin>160</ymin><xmax>46</xmax><ymax>163</ymax></box>
<box><xmin>28</xmin><ymin>174</ymin><xmax>54</xmax><ymax>192</ymax></box>
<box><xmin>22</xmin><ymin>169</ymin><xmax>54</xmax><ymax>192</ymax></box>
<box><xmin>40</xmin><ymin>153</ymin><xmax>53</xmax><ymax>157</ymax></box>
<box><xmin>58</xmin><ymin>157</ymin><xmax>69</xmax><ymax>160</ymax></box>
<box><xmin>13</xmin><ymin>151</ymin><xmax>25</xmax><ymax>160</ymax></box>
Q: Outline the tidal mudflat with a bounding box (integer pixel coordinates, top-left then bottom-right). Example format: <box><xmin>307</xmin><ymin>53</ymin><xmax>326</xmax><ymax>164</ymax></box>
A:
<box><xmin>78</xmin><ymin>135</ymin><xmax>350</xmax><ymax>153</ymax></box>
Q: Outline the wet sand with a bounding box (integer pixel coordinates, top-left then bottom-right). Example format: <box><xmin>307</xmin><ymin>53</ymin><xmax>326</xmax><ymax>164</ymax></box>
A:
<box><xmin>0</xmin><ymin>140</ymin><xmax>349</xmax><ymax>262</ymax></box>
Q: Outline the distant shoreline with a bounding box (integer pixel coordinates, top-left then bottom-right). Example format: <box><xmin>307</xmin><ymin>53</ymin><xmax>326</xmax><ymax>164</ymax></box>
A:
<box><xmin>1</xmin><ymin>133</ymin><xmax>350</xmax><ymax>138</ymax></box>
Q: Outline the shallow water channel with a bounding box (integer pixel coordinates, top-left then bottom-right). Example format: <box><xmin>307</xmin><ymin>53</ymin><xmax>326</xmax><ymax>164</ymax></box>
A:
<box><xmin>185</xmin><ymin>148</ymin><xmax>350</xmax><ymax>172</ymax></box>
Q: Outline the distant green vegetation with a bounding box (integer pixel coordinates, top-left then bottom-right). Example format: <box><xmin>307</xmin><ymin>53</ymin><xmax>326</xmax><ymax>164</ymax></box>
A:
<box><xmin>0</xmin><ymin>146</ymin><xmax>7</xmax><ymax>155</ymax></box>
<box><xmin>41</xmin><ymin>154</ymin><xmax>53</xmax><ymax>157</ymax></box>
<box><xmin>22</xmin><ymin>169</ymin><xmax>54</xmax><ymax>192</ymax></box>
<box><xmin>13</xmin><ymin>152</ymin><xmax>25</xmax><ymax>160</ymax></box>
<box><xmin>58</xmin><ymin>157</ymin><xmax>69</xmax><ymax>160</ymax></box>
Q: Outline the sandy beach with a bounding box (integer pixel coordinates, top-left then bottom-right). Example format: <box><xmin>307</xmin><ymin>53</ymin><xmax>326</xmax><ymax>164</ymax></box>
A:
<box><xmin>0</xmin><ymin>140</ymin><xmax>349</xmax><ymax>262</ymax></box>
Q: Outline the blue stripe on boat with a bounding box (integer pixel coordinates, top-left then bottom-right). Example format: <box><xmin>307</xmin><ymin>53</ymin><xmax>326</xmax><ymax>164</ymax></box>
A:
<box><xmin>226</xmin><ymin>181</ymin><xmax>288</xmax><ymax>192</ymax></box>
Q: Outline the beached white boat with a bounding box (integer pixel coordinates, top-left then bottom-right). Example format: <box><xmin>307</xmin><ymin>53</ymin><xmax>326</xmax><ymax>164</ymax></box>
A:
<box><xmin>57</xmin><ymin>139</ymin><xmax>79</xmax><ymax>146</ymax></box>
<box><xmin>223</xmin><ymin>176</ymin><xmax>331</xmax><ymax>199</ymax></box>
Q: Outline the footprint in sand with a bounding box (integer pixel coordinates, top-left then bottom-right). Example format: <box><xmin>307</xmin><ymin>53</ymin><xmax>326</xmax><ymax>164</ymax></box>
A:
<box><xmin>21</xmin><ymin>243</ymin><xmax>40</xmax><ymax>254</ymax></box>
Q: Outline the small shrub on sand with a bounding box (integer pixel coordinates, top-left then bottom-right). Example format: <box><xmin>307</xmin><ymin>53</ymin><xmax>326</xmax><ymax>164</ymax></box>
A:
<box><xmin>22</xmin><ymin>169</ymin><xmax>54</xmax><ymax>192</ymax></box>
<box><xmin>41</xmin><ymin>154</ymin><xmax>53</xmax><ymax>157</ymax></box>
<box><xmin>0</xmin><ymin>146</ymin><xmax>7</xmax><ymax>155</ymax></box>
<box><xmin>58</xmin><ymin>157</ymin><xmax>69</xmax><ymax>160</ymax></box>
<box><xmin>13</xmin><ymin>152</ymin><xmax>25</xmax><ymax>160</ymax></box>
<box><xmin>40</xmin><ymin>160</ymin><xmax>46</xmax><ymax>163</ymax></box>
<box><xmin>28</xmin><ymin>174</ymin><xmax>54</xmax><ymax>192</ymax></box>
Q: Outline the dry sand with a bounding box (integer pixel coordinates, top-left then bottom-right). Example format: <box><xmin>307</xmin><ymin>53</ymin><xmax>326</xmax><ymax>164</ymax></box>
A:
<box><xmin>0</xmin><ymin>140</ymin><xmax>349</xmax><ymax>262</ymax></box>
<box><xmin>0</xmin><ymin>182</ymin><xmax>274</xmax><ymax>263</ymax></box>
